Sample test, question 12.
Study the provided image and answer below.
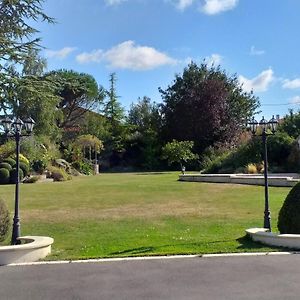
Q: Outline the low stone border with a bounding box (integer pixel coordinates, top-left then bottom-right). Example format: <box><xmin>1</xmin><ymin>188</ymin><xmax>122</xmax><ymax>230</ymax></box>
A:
<box><xmin>246</xmin><ymin>228</ymin><xmax>300</xmax><ymax>249</ymax></box>
<box><xmin>0</xmin><ymin>236</ymin><xmax>54</xmax><ymax>266</ymax></box>
<box><xmin>179</xmin><ymin>174</ymin><xmax>300</xmax><ymax>187</ymax></box>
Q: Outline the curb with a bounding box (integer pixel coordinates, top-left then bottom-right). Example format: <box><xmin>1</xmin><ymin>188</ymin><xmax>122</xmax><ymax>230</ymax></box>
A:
<box><xmin>6</xmin><ymin>251</ymin><xmax>300</xmax><ymax>267</ymax></box>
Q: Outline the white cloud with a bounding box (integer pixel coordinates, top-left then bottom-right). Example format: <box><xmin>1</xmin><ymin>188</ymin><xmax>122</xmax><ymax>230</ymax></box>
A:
<box><xmin>45</xmin><ymin>47</ymin><xmax>76</xmax><ymax>59</ymax></box>
<box><xmin>173</xmin><ymin>0</ymin><xmax>195</xmax><ymax>10</ymax></box>
<box><xmin>76</xmin><ymin>41</ymin><xmax>177</xmax><ymax>70</ymax></box>
<box><xmin>238</xmin><ymin>68</ymin><xmax>274</xmax><ymax>93</ymax></box>
<box><xmin>76</xmin><ymin>50</ymin><xmax>103</xmax><ymax>64</ymax></box>
<box><xmin>289</xmin><ymin>96</ymin><xmax>300</xmax><ymax>104</ymax></box>
<box><xmin>201</xmin><ymin>0</ymin><xmax>239</xmax><ymax>15</ymax></box>
<box><xmin>250</xmin><ymin>46</ymin><xmax>265</xmax><ymax>56</ymax></box>
<box><xmin>205</xmin><ymin>53</ymin><xmax>222</xmax><ymax>66</ymax></box>
<box><xmin>282</xmin><ymin>78</ymin><xmax>300</xmax><ymax>89</ymax></box>
<box><xmin>105</xmin><ymin>0</ymin><xmax>127</xmax><ymax>5</ymax></box>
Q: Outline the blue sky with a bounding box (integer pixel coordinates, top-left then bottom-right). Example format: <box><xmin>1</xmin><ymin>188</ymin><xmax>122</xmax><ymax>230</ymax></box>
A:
<box><xmin>35</xmin><ymin>0</ymin><xmax>300</xmax><ymax>120</ymax></box>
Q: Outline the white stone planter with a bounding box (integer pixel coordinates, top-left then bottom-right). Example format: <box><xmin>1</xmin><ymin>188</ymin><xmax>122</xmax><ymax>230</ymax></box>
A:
<box><xmin>0</xmin><ymin>236</ymin><xmax>54</xmax><ymax>265</ymax></box>
<box><xmin>179</xmin><ymin>174</ymin><xmax>300</xmax><ymax>187</ymax></box>
<box><xmin>246</xmin><ymin>228</ymin><xmax>300</xmax><ymax>249</ymax></box>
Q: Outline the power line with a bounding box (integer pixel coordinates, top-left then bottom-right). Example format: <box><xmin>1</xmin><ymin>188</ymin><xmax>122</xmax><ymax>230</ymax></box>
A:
<box><xmin>261</xmin><ymin>102</ymin><xmax>300</xmax><ymax>107</ymax></box>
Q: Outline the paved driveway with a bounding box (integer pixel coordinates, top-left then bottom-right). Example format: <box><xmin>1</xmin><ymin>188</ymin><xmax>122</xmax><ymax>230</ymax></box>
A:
<box><xmin>1</xmin><ymin>254</ymin><xmax>300</xmax><ymax>300</ymax></box>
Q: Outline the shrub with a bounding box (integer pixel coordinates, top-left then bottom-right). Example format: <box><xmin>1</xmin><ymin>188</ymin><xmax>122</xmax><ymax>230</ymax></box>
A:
<box><xmin>245</xmin><ymin>163</ymin><xmax>257</xmax><ymax>174</ymax></box>
<box><xmin>32</xmin><ymin>159</ymin><xmax>47</xmax><ymax>174</ymax></box>
<box><xmin>47</xmin><ymin>166</ymin><xmax>72</xmax><ymax>182</ymax></box>
<box><xmin>18</xmin><ymin>154</ymin><xmax>30</xmax><ymax>166</ymax></box>
<box><xmin>0</xmin><ymin>168</ymin><xmax>10</xmax><ymax>184</ymax></box>
<box><xmin>9</xmin><ymin>168</ymin><xmax>24</xmax><ymax>184</ymax></box>
<box><xmin>18</xmin><ymin>162</ymin><xmax>30</xmax><ymax>177</ymax></box>
<box><xmin>0</xmin><ymin>162</ymin><xmax>12</xmax><ymax>171</ymax></box>
<box><xmin>278</xmin><ymin>182</ymin><xmax>300</xmax><ymax>233</ymax></box>
<box><xmin>0</xmin><ymin>141</ymin><xmax>15</xmax><ymax>161</ymax></box>
<box><xmin>72</xmin><ymin>160</ymin><xmax>93</xmax><ymax>175</ymax></box>
<box><xmin>23</xmin><ymin>176</ymin><xmax>39</xmax><ymax>184</ymax></box>
<box><xmin>3</xmin><ymin>158</ymin><xmax>16</xmax><ymax>167</ymax></box>
<box><xmin>0</xmin><ymin>199</ymin><xmax>10</xmax><ymax>242</ymax></box>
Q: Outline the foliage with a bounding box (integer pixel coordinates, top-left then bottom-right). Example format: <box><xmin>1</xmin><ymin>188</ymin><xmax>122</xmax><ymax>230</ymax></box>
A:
<box><xmin>18</xmin><ymin>154</ymin><xmax>30</xmax><ymax>166</ymax></box>
<box><xmin>45</xmin><ymin>70</ymin><xmax>105</xmax><ymax>130</ymax></box>
<box><xmin>278</xmin><ymin>182</ymin><xmax>300</xmax><ymax>234</ymax></box>
<box><xmin>202</xmin><ymin>131</ymin><xmax>296</xmax><ymax>174</ymax></box>
<box><xmin>267</xmin><ymin>132</ymin><xmax>294</xmax><ymax>167</ymax></box>
<box><xmin>23</xmin><ymin>176</ymin><xmax>39</xmax><ymax>184</ymax></box>
<box><xmin>103</xmin><ymin>73</ymin><xmax>125</xmax><ymax>126</ymax></box>
<box><xmin>32</xmin><ymin>159</ymin><xmax>47</xmax><ymax>174</ymax></box>
<box><xmin>0</xmin><ymin>162</ymin><xmax>12</xmax><ymax>171</ymax></box>
<box><xmin>17</xmin><ymin>162</ymin><xmax>30</xmax><ymax>177</ymax></box>
<box><xmin>10</xmin><ymin>168</ymin><xmax>24</xmax><ymax>184</ymax></box>
<box><xmin>20</xmin><ymin>135</ymin><xmax>61</xmax><ymax>169</ymax></box>
<box><xmin>102</xmin><ymin>73</ymin><xmax>127</xmax><ymax>163</ymax></box>
<box><xmin>13</xmin><ymin>74</ymin><xmax>62</xmax><ymax>139</ymax></box>
<box><xmin>126</xmin><ymin>96</ymin><xmax>163</xmax><ymax>170</ymax></box>
<box><xmin>0</xmin><ymin>199</ymin><xmax>10</xmax><ymax>242</ymax></box>
<box><xmin>47</xmin><ymin>166</ymin><xmax>71</xmax><ymax>182</ymax></box>
<box><xmin>0</xmin><ymin>0</ymin><xmax>54</xmax><ymax>112</ymax></box>
<box><xmin>0</xmin><ymin>168</ymin><xmax>10</xmax><ymax>184</ymax></box>
<box><xmin>245</xmin><ymin>163</ymin><xmax>258</xmax><ymax>174</ymax></box>
<box><xmin>159</xmin><ymin>62</ymin><xmax>259</xmax><ymax>153</ymax></box>
<box><xmin>0</xmin><ymin>141</ymin><xmax>15</xmax><ymax>161</ymax></box>
<box><xmin>161</xmin><ymin>140</ymin><xmax>198</xmax><ymax>169</ymax></box>
<box><xmin>72</xmin><ymin>160</ymin><xmax>93</xmax><ymax>175</ymax></box>
<box><xmin>3</xmin><ymin>157</ymin><xmax>16</xmax><ymax>167</ymax></box>
<box><xmin>279</xmin><ymin>110</ymin><xmax>300</xmax><ymax>139</ymax></box>
<box><xmin>79</xmin><ymin>111</ymin><xmax>111</xmax><ymax>141</ymax></box>
<box><xmin>74</xmin><ymin>135</ymin><xmax>104</xmax><ymax>153</ymax></box>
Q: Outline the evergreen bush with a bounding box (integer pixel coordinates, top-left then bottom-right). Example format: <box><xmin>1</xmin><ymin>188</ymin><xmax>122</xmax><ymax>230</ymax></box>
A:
<box><xmin>278</xmin><ymin>182</ymin><xmax>300</xmax><ymax>233</ymax></box>
<box><xmin>3</xmin><ymin>158</ymin><xmax>16</xmax><ymax>167</ymax></box>
<box><xmin>0</xmin><ymin>168</ymin><xmax>10</xmax><ymax>184</ymax></box>
<box><xmin>9</xmin><ymin>168</ymin><xmax>24</xmax><ymax>184</ymax></box>
<box><xmin>0</xmin><ymin>199</ymin><xmax>10</xmax><ymax>242</ymax></box>
<box><xmin>0</xmin><ymin>162</ymin><xmax>12</xmax><ymax>171</ymax></box>
<box><xmin>14</xmin><ymin>162</ymin><xmax>30</xmax><ymax>177</ymax></box>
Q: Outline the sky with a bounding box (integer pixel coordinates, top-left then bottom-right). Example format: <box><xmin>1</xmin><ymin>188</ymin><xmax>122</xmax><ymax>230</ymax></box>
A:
<box><xmin>34</xmin><ymin>0</ymin><xmax>300</xmax><ymax>120</ymax></box>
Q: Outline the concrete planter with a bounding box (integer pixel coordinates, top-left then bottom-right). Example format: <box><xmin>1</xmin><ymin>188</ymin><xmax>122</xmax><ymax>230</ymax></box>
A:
<box><xmin>246</xmin><ymin>228</ymin><xmax>300</xmax><ymax>249</ymax></box>
<box><xmin>179</xmin><ymin>174</ymin><xmax>300</xmax><ymax>187</ymax></box>
<box><xmin>0</xmin><ymin>236</ymin><xmax>54</xmax><ymax>265</ymax></box>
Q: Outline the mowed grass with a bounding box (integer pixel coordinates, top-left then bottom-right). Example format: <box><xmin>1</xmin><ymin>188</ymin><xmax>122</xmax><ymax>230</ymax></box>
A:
<box><xmin>0</xmin><ymin>172</ymin><xmax>291</xmax><ymax>260</ymax></box>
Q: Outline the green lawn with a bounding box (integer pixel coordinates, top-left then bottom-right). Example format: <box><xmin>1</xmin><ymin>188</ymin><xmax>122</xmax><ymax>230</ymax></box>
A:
<box><xmin>0</xmin><ymin>172</ymin><xmax>291</xmax><ymax>260</ymax></box>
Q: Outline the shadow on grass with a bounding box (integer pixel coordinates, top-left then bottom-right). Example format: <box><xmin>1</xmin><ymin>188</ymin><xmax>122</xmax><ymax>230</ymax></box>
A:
<box><xmin>110</xmin><ymin>240</ymin><xmax>237</xmax><ymax>256</ymax></box>
<box><xmin>110</xmin><ymin>236</ymin><xmax>290</xmax><ymax>256</ymax></box>
<box><xmin>236</xmin><ymin>235</ymin><xmax>288</xmax><ymax>251</ymax></box>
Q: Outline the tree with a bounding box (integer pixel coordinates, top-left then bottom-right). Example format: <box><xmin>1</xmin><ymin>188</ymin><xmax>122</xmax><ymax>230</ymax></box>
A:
<box><xmin>161</xmin><ymin>140</ymin><xmax>199</xmax><ymax>171</ymax></box>
<box><xmin>127</xmin><ymin>96</ymin><xmax>162</xmax><ymax>169</ymax></box>
<box><xmin>103</xmin><ymin>73</ymin><xmax>125</xmax><ymax>126</ymax></box>
<box><xmin>45</xmin><ymin>70</ymin><xmax>105</xmax><ymax>129</ymax></box>
<box><xmin>279</xmin><ymin>110</ymin><xmax>300</xmax><ymax>139</ymax></box>
<box><xmin>0</xmin><ymin>0</ymin><xmax>53</xmax><ymax>111</ymax></box>
<box><xmin>102</xmin><ymin>73</ymin><xmax>127</xmax><ymax>166</ymax></box>
<box><xmin>159</xmin><ymin>62</ymin><xmax>260</xmax><ymax>153</ymax></box>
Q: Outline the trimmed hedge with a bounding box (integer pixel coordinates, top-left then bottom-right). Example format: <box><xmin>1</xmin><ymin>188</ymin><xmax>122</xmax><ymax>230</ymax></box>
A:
<box><xmin>0</xmin><ymin>162</ymin><xmax>12</xmax><ymax>171</ymax></box>
<box><xmin>278</xmin><ymin>182</ymin><xmax>300</xmax><ymax>233</ymax></box>
<box><xmin>9</xmin><ymin>168</ymin><xmax>24</xmax><ymax>184</ymax></box>
<box><xmin>13</xmin><ymin>162</ymin><xmax>29</xmax><ymax>177</ymax></box>
<box><xmin>3</xmin><ymin>158</ymin><xmax>16</xmax><ymax>167</ymax></box>
<box><xmin>0</xmin><ymin>168</ymin><xmax>10</xmax><ymax>184</ymax></box>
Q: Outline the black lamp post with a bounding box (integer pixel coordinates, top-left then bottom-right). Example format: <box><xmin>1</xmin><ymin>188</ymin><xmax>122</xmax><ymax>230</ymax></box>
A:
<box><xmin>1</xmin><ymin>117</ymin><xmax>35</xmax><ymax>245</ymax></box>
<box><xmin>248</xmin><ymin>115</ymin><xmax>278</xmax><ymax>232</ymax></box>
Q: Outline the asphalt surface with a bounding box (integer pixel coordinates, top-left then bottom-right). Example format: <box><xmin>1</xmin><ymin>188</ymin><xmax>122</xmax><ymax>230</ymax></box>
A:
<box><xmin>1</xmin><ymin>254</ymin><xmax>300</xmax><ymax>300</ymax></box>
